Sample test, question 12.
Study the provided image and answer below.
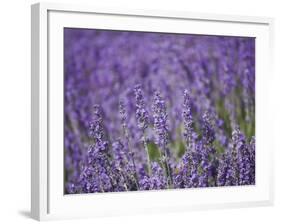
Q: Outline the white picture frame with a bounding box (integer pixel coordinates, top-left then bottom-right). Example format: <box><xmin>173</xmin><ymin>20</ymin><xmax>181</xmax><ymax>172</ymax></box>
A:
<box><xmin>31</xmin><ymin>2</ymin><xmax>274</xmax><ymax>221</ymax></box>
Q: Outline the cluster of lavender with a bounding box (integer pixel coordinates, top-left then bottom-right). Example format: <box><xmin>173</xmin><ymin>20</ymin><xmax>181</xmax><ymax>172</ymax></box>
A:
<box><xmin>64</xmin><ymin>28</ymin><xmax>255</xmax><ymax>194</ymax></box>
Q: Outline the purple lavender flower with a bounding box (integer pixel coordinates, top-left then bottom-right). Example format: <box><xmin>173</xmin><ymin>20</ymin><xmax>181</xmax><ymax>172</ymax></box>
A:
<box><xmin>134</xmin><ymin>84</ymin><xmax>149</xmax><ymax>132</ymax></box>
<box><xmin>232</xmin><ymin>127</ymin><xmax>252</xmax><ymax>185</ymax></box>
<box><xmin>111</xmin><ymin>140</ymin><xmax>133</xmax><ymax>191</ymax></box>
<box><xmin>119</xmin><ymin>100</ymin><xmax>128</xmax><ymax>137</ymax></box>
<box><xmin>182</xmin><ymin>90</ymin><xmax>197</xmax><ymax>148</ymax></box>
<box><xmin>150</xmin><ymin>162</ymin><xmax>167</xmax><ymax>189</ymax></box>
<box><xmin>118</xmin><ymin>100</ymin><xmax>139</xmax><ymax>189</ymax></box>
<box><xmin>89</xmin><ymin>105</ymin><xmax>105</xmax><ymax>143</ymax></box>
<box><xmin>153</xmin><ymin>91</ymin><xmax>169</xmax><ymax>151</ymax></box>
<box><xmin>134</xmin><ymin>85</ymin><xmax>151</xmax><ymax>175</ymax></box>
<box><xmin>202</xmin><ymin>111</ymin><xmax>215</xmax><ymax>145</ymax></box>
<box><xmin>80</xmin><ymin>105</ymin><xmax>114</xmax><ymax>193</ymax></box>
<box><xmin>139</xmin><ymin>175</ymin><xmax>151</xmax><ymax>190</ymax></box>
<box><xmin>196</xmin><ymin>112</ymin><xmax>218</xmax><ymax>187</ymax></box>
<box><xmin>217</xmin><ymin>151</ymin><xmax>237</xmax><ymax>186</ymax></box>
<box><xmin>80</xmin><ymin>141</ymin><xmax>112</xmax><ymax>193</ymax></box>
<box><xmin>189</xmin><ymin>152</ymin><xmax>200</xmax><ymax>187</ymax></box>
<box><xmin>153</xmin><ymin>91</ymin><xmax>172</xmax><ymax>187</ymax></box>
<box><xmin>249</xmin><ymin>136</ymin><xmax>255</xmax><ymax>184</ymax></box>
<box><xmin>139</xmin><ymin>162</ymin><xmax>167</xmax><ymax>190</ymax></box>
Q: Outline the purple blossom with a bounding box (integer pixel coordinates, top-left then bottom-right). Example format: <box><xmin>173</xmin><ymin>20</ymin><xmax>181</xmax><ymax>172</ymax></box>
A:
<box><xmin>153</xmin><ymin>91</ymin><xmax>173</xmax><ymax>187</ymax></box>
<box><xmin>182</xmin><ymin>90</ymin><xmax>197</xmax><ymax>148</ymax></box>
<box><xmin>119</xmin><ymin>100</ymin><xmax>139</xmax><ymax>189</ymax></box>
<box><xmin>232</xmin><ymin>127</ymin><xmax>252</xmax><ymax>185</ymax></box>
<box><xmin>134</xmin><ymin>84</ymin><xmax>149</xmax><ymax>132</ymax></box>
<box><xmin>153</xmin><ymin>91</ymin><xmax>169</xmax><ymax>151</ymax></box>
<box><xmin>79</xmin><ymin>105</ymin><xmax>114</xmax><ymax>193</ymax></box>
<box><xmin>134</xmin><ymin>85</ymin><xmax>151</xmax><ymax>176</ymax></box>
<box><xmin>150</xmin><ymin>162</ymin><xmax>167</xmax><ymax>189</ymax></box>
<box><xmin>202</xmin><ymin>111</ymin><xmax>215</xmax><ymax>145</ymax></box>
<box><xmin>89</xmin><ymin>105</ymin><xmax>105</xmax><ymax>143</ymax></box>
<box><xmin>217</xmin><ymin>151</ymin><xmax>237</xmax><ymax>186</ymax></box>
<box><xmin>249</xmin><ymin>136</ymin><xmax>255</xmax><ymax>184</ymax></box>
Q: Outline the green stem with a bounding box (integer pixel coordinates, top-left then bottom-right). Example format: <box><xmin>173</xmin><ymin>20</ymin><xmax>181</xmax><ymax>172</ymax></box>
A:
<box><xmin>143</xmin><ymin>132</ymin><xmax>152</xmax><ymax>176</ymax></box>
<box><xmin>160</xmin><ymin>147</ymin><xmax>173</xmax><ymax>188</ymax></box>
<box><xmin>123</xmin><ymin>127</ymin><xmax>139</xmax><ymax>190</ymax></box>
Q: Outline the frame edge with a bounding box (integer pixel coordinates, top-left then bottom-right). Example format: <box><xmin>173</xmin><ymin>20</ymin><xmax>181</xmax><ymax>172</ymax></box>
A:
<box><xmin>31</xmin><ymin>3</ymin><xmax>40</xmax><ymax>221</ymax></box>
<box><xmin>31</xmin><ymin>2</ymin><xmax>49</xmax><ymax>221</ymax></box>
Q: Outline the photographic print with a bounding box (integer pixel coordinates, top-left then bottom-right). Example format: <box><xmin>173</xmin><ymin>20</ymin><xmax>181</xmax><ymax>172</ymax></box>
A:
<box><xmin>64</xmin><ymin>28</ymin><xmax>255</xmax><ymax>194</ymax></box>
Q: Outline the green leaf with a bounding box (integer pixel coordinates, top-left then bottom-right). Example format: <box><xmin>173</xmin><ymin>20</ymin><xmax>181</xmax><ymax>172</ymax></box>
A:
<box><xmin>147</xmin><ymin>142</ymin><xmax>161</xmax><ymax>161</ymax></box>
<box><xmin>213</xmin><ymin>140</ymin><xmax>225</xmax><ymax>154</ymax></box>
<box><xmin>176</xmin><ymin>141</ymin><xmax>186</xmax><ymax>158</ymax></box>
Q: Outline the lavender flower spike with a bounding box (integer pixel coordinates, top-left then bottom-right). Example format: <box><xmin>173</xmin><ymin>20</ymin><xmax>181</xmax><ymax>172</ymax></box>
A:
<box><xmin>153</xmin><ymin>91</ymin><xmax>169</xmax><ymax>150</ymax></box>
<box><xmin>153</xmin><ymin>90</ymin><xmax>172</xmax><ymax>187</ymax></box>
<box><xmin>119</xmin><ymin>100</ymin><xmax>139</xmax><ymax>189</ymax></box>
<box><xmin>202</xmin><ymin>111</ymin><xmax>215</xmax><ymax>145</ymax></box>
<box><xmin>80</xmin><ymin>105</ymin><xmax>113</xmax><ymax>193</ymax></box>
<box><xmin>232</xmin><ymin>127</ymin><xmax>251</xmax><ymax>185</ymax></box>
<box><xmin>134</xmin><ymin>85</ymin><xmax>151</xmax><ymax>175</ymax></box>
<box><xmin>249</xmin><ymin>136</ymin><xmax>255</xmax><ymax>184</ymax></box>
<box><xmin>119</xmin><ymin>100</ymin><xmax>129</xmax><ymax>139</ymax></box>
<box><xmin>182</xmin><ymin>90</ymin><xmax>196</xmax><ymax>149</ymax></box>
<box><xmin>134</xmin><ymin>84</ymin><xmax>149</xmax><ymax>131</ymax></box>
<box><xmin>89</xmin><ymin>104</ymin><xmax>105</xmax><ymax>143</ymax></box>
<box><xmin>217</xmin><ymin>151</ymin><xmax>237</xmax><ymax>186</ymax></box>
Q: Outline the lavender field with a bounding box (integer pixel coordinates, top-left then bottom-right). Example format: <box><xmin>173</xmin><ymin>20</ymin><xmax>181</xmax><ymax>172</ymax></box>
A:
<box><xmin>64</xmin><ymin>28</ymin><xmax>255</xmax><ymax>194</ymax></box>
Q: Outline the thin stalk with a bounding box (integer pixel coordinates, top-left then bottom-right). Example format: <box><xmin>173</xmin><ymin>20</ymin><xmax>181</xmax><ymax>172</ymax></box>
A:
<box><xmin>119</xmin><ymin>100</ymin><xmax>140</xmax><ymax>190</ymax></box>
<box><xmin>123</xmin><ymin>125</ymin><xmax>140</xmax><ymax>190</ymax></box>
<box><xmin>142</xmin><ymin>132</ymin><xmax>152</xmax><ymax>176</ymax></box>
<box><xmin>160</xmin><ymin>147</ymin><xmax>173</xmax><ymax>188</ymax></box>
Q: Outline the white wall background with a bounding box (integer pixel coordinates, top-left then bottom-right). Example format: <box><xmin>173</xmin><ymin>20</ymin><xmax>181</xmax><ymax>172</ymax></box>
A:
<box><xmin>0</xmin><ymin>0</ymin><xmax>279</xmax><ymax>223</ymax></box>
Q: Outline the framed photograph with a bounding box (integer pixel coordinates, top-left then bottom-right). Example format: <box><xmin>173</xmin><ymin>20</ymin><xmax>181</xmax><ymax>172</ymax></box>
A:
<box><xmin>31</xmin><ymin>2</ymin><xmax>274</xmax><ymax>221</ymax></box>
